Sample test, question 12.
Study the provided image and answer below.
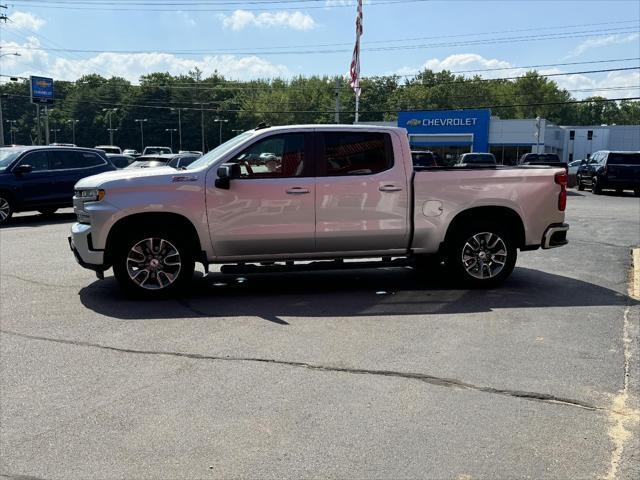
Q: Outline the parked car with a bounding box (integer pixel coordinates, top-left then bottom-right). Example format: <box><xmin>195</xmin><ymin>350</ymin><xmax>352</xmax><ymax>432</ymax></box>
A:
<box><xmin>576</xmin><ymin>151</ymin><xmax>640</xmax><ymax>195</ymax></box>
<box><xmin>95</xmin><ymin>145</ymin><xmax>122</xmax><ymax>155</ymax></box>
<box><xmin>411</xmin><ymin>150</ymin><xmax>438</xmax><ymax>168</ymax></box>
<box><xmin>106</xmin><ymin>154</ymin><xmax>135</xmax><ymax>169</ymax></box>
<box><xmin>70</xmin><ymin>124</ymin><xmax>569</xmax><ymax>297</ymax></box>
<box><xmin>455</xmin><ymin>152</ymin><xmax>497</xmax><ymax>166</ymax></box>
<box><xmin>179</xmin><ymin>150</ymin><xmax>203</xmax><ymax>155</ymax></box>
<box><xmin>122</xmin><ymin>149</ymin><xmax>140</xmax><ymax>157</ymax></box>
<box><xmin>0</xmin><ymin>146</ymin><xmax>116</xmax><ymax>224</ymax></box>
<box><xmin>167</xmin><ymin>153</ymin><xmax>201</xmax><ymax>169</ymax></box>
<box><xmin>126</xmin><ymin>153</ymin><xmax>200</xmax><ymax>169</ymax></box>
<box><xmin>50</xmin><ymin>143</ymin><xmax>77</xmax><ymax>147</ymax></box>
<box><xmin>567</xmin><ymin>159</ymin><xmax>584</xmax><ymax>188</ymax></box>
<box><xmin>142</xmin><ymin>146</ymin><xmax>172</xmax><ymax>155</ymax></box>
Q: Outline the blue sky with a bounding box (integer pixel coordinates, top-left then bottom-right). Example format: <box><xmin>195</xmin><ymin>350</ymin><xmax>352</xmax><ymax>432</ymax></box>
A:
<box><xmin>1</xmin><ymin>0</ymin><xmax>639</xmax><ymax>98</ymax></box>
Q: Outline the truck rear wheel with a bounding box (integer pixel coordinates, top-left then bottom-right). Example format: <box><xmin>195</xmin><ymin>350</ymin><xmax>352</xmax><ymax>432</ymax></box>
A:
<box><xmin>446</xmin><ymin>221</ymin><xmax>517</xmax><ymax>288</ymax></box>
<box><xmin>112</xmin><ymin>229</ymin><xmax>195</xmax><ymax>298</ymax></box>
<box><xmin>0</xmin><ymin>195</ymin><xmax>13</xmax><ymax>225</ymax></box>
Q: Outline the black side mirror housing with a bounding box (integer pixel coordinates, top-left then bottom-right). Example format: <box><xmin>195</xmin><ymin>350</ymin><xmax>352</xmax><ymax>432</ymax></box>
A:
<box><xmin>215</xmin><ymin>163</ymin><xmax>241</xmax><ymax>189</ymax></box>
<box><xmin>14</xmin><ymin>164</ymin><xmax>33</xmax><ymax>175</ymax></box>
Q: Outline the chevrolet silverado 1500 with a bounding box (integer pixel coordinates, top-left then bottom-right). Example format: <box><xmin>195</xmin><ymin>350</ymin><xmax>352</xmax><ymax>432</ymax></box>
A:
<box><xmin>69</xmin><ymin>124</ymin><xmax>569</xmax><ymax>297</ymax></box>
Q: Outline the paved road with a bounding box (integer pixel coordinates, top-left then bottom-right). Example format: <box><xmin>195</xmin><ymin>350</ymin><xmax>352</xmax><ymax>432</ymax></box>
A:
<box><xmin>1</xmin><ymin>190</ymin><xmax>639</xmax><ymax>479</ymax></box>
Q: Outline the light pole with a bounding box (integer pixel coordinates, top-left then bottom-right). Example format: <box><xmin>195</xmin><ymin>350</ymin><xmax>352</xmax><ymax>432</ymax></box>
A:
<box><xmin>67</xmin><ymin>119</ymin><xmax>79</xmax><ymax>145</ymax></box>
<box><xmin>535</xmin><ymin>116</ymin><xmax>541</xmax><ymax>154</ymax></box>
<box><xmin>5</xmin><ymin>120</ymin><xmax>17</xmax><ymax>144</ymax></box>
<box><xmin>171</xmin><ymin>108</ymin><xmax>182</xmax><ymax>151</ymax></box>
<box><xmin>214</xmin><ymin>118</ymin><xmax>228</xmax><ymax>146</ymax></box>
<box><xmin>50</xmin><ymin>128</ymin><xmax>61</xmax><ymax>143</ymax></box>
<box><xmin>103</xmin><ymin>108</ymin><xmax>118</xmax><ymax>145</ymax></box>
<box><xmin>165</xmin><ymin>128</ymin><xmax>177</xmax><ymax>151</ymax></box>
<box><xmin>135</xmin><ymin>119</ymin><xmax>147</xmax><ymax>151</ymax></box>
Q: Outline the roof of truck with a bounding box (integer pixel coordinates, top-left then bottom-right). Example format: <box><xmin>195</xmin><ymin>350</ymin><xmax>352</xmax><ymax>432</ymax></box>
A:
<box><xmin>256</xmin><ymin>124</ymin><xmax>406</xmax><ymax>133</ymax></box>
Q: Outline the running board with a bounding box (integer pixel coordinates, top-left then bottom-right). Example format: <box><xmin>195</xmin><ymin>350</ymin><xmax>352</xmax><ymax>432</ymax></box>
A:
<box><xmin>219</xmin><ymin>257</ymin><xmax>410</xmax><ymax>275</ymax></box>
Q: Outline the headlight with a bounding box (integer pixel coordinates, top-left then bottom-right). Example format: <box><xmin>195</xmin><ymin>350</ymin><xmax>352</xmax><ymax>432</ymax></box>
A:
<box><xmin>75</xmin><ymin>188</ymin><xmax>105</xmax><ymax>202</ymax></box>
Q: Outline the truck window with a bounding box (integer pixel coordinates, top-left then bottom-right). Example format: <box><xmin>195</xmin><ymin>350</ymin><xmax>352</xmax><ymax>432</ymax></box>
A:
<box><xmin>322</xmin><ymin>132</ymin><xmax>392</xmax><ymax>176</ymax></box>
<box><xmin>607</xmin><ymin>153</ymin><xmax>640</xmax><ymax>165</ymax></box>
<box><xmin>19</xmin><ymin>151</ymin><xmax>49</xmax><ymax>171</ymax></box>
<box><xmin>229</xmin><ymin>133</ymin><xmax>306</xmax><ymax>178</ymax></box>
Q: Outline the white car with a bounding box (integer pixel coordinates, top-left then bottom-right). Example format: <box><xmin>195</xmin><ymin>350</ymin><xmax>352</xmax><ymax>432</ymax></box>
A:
<box><xmin>70</xmin><ymin>124</ymin><xmax>569</xmax><ymax>297</ymax></box>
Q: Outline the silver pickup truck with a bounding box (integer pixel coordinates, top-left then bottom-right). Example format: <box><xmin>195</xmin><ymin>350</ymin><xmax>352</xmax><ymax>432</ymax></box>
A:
<box><xmin>69</xmin><ymin>124</ymin><xmax>569</xmax><ymax>297</ymax></box>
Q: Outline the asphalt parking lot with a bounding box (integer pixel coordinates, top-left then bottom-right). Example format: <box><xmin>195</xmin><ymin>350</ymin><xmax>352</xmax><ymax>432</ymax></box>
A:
<box><xmin>1</xmin><ymin>190</ymin><xmax>639</xmax><ymax>479</ymax></box>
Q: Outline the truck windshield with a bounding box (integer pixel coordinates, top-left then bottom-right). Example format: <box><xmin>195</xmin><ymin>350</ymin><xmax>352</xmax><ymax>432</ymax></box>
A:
<box><xmin>186</xmin><ymin>131</ymin><xmax>254</xmax><ymax>170</ymax></box>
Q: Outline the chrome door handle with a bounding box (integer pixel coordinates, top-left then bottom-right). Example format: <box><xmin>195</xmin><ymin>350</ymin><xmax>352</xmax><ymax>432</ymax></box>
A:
<box><xmin>286</xmin><ymin>187</ymin><xmax>310</xmax><ymax>194</ymax></box>
<box><xmin>379</xmin><ymin>185</ymin><xmax>402</xmax><ymax>192</ymax></box>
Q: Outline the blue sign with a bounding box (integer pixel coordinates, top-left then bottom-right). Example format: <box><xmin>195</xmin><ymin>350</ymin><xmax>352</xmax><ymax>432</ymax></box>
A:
<box><xmin>398</xmin><ymin>109</ymin><xmax>491</xmax><ymax>152</ymax></box>
<box><xmin>30</xmin><ymin>76</ymin><xmax>54</xmax><ymax>104</ymax></box>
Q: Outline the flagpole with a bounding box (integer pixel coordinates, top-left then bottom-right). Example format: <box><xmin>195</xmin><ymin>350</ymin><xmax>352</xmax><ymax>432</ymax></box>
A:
<box><xmin>350</xmin><ymin>0</ymin><xmax>363</xmax><ymax>124</ymax></box>
<box><xmin>355</xmin><ymin>94</ymin><xmax>359</xmax><ymax>123</ymax></box>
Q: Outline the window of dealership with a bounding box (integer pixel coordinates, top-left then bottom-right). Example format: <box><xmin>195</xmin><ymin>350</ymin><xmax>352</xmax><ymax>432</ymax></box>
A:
<box><xmin>489</xmin><ymin>144</ymin><xmax>534</xmax><ymax>165</ymax></box>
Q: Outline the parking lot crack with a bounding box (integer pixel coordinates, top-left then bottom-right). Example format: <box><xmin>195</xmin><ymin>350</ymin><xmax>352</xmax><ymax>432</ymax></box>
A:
<box><xmin>1</xmin><ymin>328</ymin><xmax>608</xmax><ymax>413</ymax></box>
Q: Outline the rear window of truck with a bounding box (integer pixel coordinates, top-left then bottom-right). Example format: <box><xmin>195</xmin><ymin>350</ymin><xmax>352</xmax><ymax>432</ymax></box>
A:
<box><xmin>322</xmin><ymin>132</ymin><xmax>393</xmax><ymax>176</ymax></box>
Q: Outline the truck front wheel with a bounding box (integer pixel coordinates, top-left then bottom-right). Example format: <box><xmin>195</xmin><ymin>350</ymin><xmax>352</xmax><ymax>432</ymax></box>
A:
<box><xmin>447</xmin><ymin>221</ymin><xmax>517</xmax><ymax>287</ymax></box>
<box><xmin>112</xmin><ymin>230</ymin><xmax>195</xmax><ymax>297</ymax></box>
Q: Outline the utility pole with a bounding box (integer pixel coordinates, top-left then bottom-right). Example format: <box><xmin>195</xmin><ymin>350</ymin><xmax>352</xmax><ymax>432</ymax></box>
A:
<box><xmin>165</xmin><ymin>128</ymin><xmax>177</xmax><ymax>151</ymax></box>
<box><xmin>44</xmin><ymin>106</ymin><xmax>50</xmax><ymax>145</ymax></box>
<box><xmin>50</xmin><ymin>128</ymin><xmax>61</xmax><ymax>143</ymax></box>
<box><xmin>135</xmin><ymin>119</ymin><xmax>147</xmax><ymax>151</ymax></box>
<box><xmin>213</xmin><ymin>118</ymin><xmax>228</xmax><ymax>146</ymax></box>
<box><xmin>0</xmin><ymin>94</ymin><xmax>5</xmax><ymax>146</ymax></box>
<box><xmin>334</xmin><ymin>78</ymin><xmax>341</xmax><ymax>124</ymax></box>
<box><xmin>67</xmin><ymin>119</ymin><xmax>79</xmax><ymax>145</ymax></box>
<box><xmin>36</xmin><ymin>104</ymin><xmax>41</xmax><ymax>145</ymax></box>
<box><xmin>200</xmin><ymin>103</ymin><xmax>205</xmax><ymax>153</ymax></box>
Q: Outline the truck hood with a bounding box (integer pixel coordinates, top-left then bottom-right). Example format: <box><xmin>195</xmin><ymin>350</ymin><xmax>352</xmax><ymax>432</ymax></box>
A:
<box><xmin>74</xmin><ymin>166</ymin><xmax>188</xmax><ymax>189</ymax></box>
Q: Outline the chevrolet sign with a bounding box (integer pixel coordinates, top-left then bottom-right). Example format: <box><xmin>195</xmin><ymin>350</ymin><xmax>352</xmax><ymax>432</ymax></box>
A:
<box><xmin>30</xmin><ymin>76</ymin><xmax>54</xmax><ymax>105</ymax></box>
<box><xmin>406</xmin><ymin>119</ymin><xmax>421</xmax><ymax>126</ymax></box>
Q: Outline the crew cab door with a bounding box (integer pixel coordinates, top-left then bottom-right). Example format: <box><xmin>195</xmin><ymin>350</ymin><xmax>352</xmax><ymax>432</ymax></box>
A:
<box><xmin>315</xmin><ymin>130</ymin><xmax>410</xmax><ymax>254</ymax></box>
<box><xmin>10</xmin><ymin>150</ymin><xmax>54</xmax><ymax>208</ymax></box>
<box><xmin>206</xmin><ymin>132</ymin><xmax>316</xmax><ymax>258</ymax></box>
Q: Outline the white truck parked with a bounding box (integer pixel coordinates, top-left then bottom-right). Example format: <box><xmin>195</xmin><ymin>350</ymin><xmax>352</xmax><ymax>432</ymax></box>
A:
<box><xmin>70</xmin><ymin>124</ymin><xmax>569</xmax><ymax>297</ymax></box>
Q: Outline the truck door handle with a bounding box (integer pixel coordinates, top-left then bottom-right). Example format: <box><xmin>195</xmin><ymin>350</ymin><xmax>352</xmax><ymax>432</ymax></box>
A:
<box><xmin>286</xmin><ymin>187</ymin><xmax>310</xmax><ymax>195</ymax></box>
<box><xmin>379</xmin><ymin>185</ymin><xmax>402</xmax><ymax>192</ymax></box>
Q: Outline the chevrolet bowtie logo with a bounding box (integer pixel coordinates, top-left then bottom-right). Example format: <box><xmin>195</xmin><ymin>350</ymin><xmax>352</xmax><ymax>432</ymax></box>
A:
<box><xmin>36</xmin><ymin>80</ymin><xmax>51</xmax><ymax>88</ymax></box>
<box><xmin>406</xmin><ymin>119</ymin><xmax>421</xmax><ymax>126</ymax></box>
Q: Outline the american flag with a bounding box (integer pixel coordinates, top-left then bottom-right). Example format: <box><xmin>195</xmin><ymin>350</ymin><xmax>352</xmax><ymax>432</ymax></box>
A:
<box><xmin>349</xmin><ymin>0</ymin><xmax>363</xmax><ymax>97</ymax></box>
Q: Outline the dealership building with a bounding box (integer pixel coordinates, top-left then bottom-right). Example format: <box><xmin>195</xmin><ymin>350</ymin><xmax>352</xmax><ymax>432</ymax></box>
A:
<box><xmin>363</xmin><ymin>108</ymin><xmax>640</xmax><ymax>165</ymax></box>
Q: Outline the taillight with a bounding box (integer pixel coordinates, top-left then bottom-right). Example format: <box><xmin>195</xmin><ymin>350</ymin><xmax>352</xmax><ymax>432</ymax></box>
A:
<box><xmin>555</xmin><ymin>172</ymin><xmax>567</xmax><ymax>211</ymax></box>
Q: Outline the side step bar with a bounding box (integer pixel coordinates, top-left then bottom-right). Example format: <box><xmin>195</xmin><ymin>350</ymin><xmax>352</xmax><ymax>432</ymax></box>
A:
<box><xmin>219</xmin><ymin>257</ymin><xmax>411</xmax><ymax>275</ymax></box>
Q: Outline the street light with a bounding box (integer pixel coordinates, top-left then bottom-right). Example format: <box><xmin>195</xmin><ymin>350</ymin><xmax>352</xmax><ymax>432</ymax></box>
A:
<box><xmin>5</xmin><ymin>120</ymin><xmax>17</xmax><ymax>144</ymax></box>
<box><xmin>213</xmin><ymin>118</ymin><xmax>228</xmax><ymax>146</ymax></box>
<box><xmin>67</xmin><ymin>119</ymin><xmax>79</xmax><ymax>145</ymax></box>
<box><xmin>171</xmin><ymin>108</ymin><xmax>182</xmax><ymax>151</ymax></box>
<box><xmin>165</xmin><ymin>128</ymin><xmax>177</xmax><ymax>151</ymax></box>
<box><xmin>135</xmin><ymin>119</ymin><xmax>147</xmax><ymax>151</ymax></box>
<box><xmin>102</xmin><ymin>108</ymin><xmax>118</xmax><ymax>146</ymax></box>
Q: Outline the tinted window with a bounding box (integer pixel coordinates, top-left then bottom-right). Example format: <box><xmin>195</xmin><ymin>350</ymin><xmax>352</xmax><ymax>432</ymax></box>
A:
<box><xmin>110</xmin><ymin>155</ymin><xmax>133</xmax><ymax>168</ymax></box>
<box><xmin>323</xmin><ymin>132</ymin><xmax>391</xmax><ymax>176</ymax></box>
<box><xmin>79</xmin><ymin>152</ymin><xmax>106</xmax><ymax>167</ymax></box>
<box><xmin>19</xmin><ymin>151</ymin><xmax>49</xmax><ymax>171</ymax></box>
<box><xmin>462</xmin><ymin>154</ymin><xmax>496</xmax><ymax>164</ymax></box>
<box><xmin>229</xmin><ymin>133</ymin><xmax>306</xmax><ymax>178</ymax></box>
<box><xmin>49</xmin><ymin>150</ymin><xmax>105</xmax><ymax>169</ymax></box>
<box><xmin>412</xmin><ymin>152</ymin><xmax>436</xmax><ymax>167</ymax></box>
<box><xmin>608</xmin><ymin>153</ymin><xmax>640</xmax><ymax>165</ymax></box>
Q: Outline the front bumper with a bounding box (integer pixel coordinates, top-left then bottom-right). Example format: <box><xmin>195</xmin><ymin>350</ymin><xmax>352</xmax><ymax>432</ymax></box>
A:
<box><xmin>542</xmin><ymin>223</ymin><xmax>569</xmax><ymax>249</ymax></box>
<box><xmin>68</xmin><ymin>222</ymin><xmax>106</xmax><ymax>271</ymax></box>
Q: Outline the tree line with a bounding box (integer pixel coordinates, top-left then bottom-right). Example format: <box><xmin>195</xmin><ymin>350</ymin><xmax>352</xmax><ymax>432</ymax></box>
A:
<box><xmin>1</xmin><ymin>67</ymin><xmax>638</xmax><ymax>151</ymax></box>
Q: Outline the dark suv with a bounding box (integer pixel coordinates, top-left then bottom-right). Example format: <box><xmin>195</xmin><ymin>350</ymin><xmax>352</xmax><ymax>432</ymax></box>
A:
<box><xmin>577</xmin><ymin>151</ymin><xmax>640</xmax><ymax>195</ymax></box>
<box><xmin>0</xmin><ymin>146</ymin><xmax>116</xmax><ymax>224</ymax></box>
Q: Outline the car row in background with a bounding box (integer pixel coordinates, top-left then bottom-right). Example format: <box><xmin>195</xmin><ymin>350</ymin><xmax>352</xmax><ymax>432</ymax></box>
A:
<box><xmin>576</xmin><ymin>151</ymin><xmax>640</xmax><ymax>195</ymax></box>
<box><xmin>0</xmin><ymin>147</ymin><xmax>203</xmax><ymax>224</ymax></box>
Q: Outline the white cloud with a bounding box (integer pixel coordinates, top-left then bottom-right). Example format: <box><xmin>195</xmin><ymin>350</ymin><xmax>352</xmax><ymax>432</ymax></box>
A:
<box><xmin>0</xmin><ymin>37</ymin><xmax>292</xmax><ymax>82</ymax></box>
<box><xmin>569</xmin><ymin>33</ymin><xmax>640</xmax><ymax>57</ymax></box>
<box><xmin>393</xmin><ymin>53</ymin><xmax>640</xmax><ymax>100</ymax></box>
<box><xmin>8</xmin><ymin>11</ymin><xmax>46</xmax><ymax>31</ymax></box>
<box><xmin>221</xmin><ymin>10</ymin><xmax>315</xmax><ymax>31</ymax></box>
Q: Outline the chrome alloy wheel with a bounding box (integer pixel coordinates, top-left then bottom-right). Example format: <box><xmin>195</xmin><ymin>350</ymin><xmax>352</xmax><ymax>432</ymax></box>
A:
<box><xmin>461</xmin><ymin>232</ymin><xmax>508</xmax><ymax>280</ymax></box>
<box><xmin>126</xmin><ymin>238</ymin><xmax>182</xmax><ymax>290</ymax></box>
<box><xmin>0</xmin><ymin>197</ymin><xmax>10</xmax><ymax>222</ymax></box>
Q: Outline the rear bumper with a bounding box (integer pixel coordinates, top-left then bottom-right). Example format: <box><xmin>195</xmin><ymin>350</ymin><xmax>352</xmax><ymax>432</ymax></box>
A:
<box><xmin>68</xmin><ymin>222</ymin><xmax>106</xmax><ymax>271</ymax></box>
<box><xmin>542</xmin><ymin>223</ymin><xmax>569</xmax><ymax>249</ymax></box>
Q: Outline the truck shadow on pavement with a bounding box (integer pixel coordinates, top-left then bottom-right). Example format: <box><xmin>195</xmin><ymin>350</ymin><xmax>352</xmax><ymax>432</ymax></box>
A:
<box><xmin>79</xmin><ymin>266</ymin><xmax>635</xmax><ymax>324</ymax></box>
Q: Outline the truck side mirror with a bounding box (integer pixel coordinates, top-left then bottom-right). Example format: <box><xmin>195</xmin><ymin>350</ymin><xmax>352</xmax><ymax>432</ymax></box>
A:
<box><xmin>14</xmin><ymin>164</ymin><xmax>33</xmax><ymax>175</ymax></box>
<box><xmin>215</xmin><ymin>163</ymin><xmax>241</xmax><ymax>189</ymax></box>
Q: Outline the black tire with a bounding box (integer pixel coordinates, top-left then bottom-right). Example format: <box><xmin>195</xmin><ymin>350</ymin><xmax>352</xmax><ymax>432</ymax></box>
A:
<box><xmin>0</xmin><ymin>194</ymin><xmax>14</xmax><ymax>225</ymax></box>
<box><xmin>592</xmin><ymin>177</ymin><xmax>602</xmax><ymax>195</ymax></box>
<box><xmin>577</xmin><ymin>179</ymin><xmax>585</xmax><ymax>191</ymax></box>
<box><xmin>446</xmin><ymin>221</ymin><xmax>517</xmax><ymax>288</ymax></box>
<box><xmin>38</xmin><ymin>208</ymin><xmax>58</xmax><ymax>216</ymax></box>
<box><xmin>112</xmin><ymin>228</ymin><xmax>195</xmax><ymax>298</ymax></box>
